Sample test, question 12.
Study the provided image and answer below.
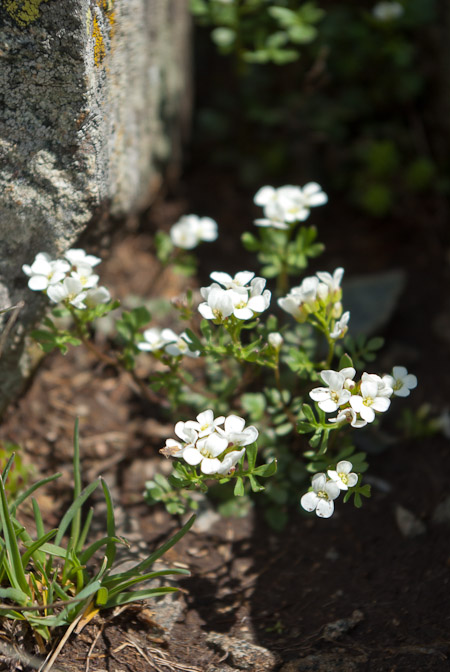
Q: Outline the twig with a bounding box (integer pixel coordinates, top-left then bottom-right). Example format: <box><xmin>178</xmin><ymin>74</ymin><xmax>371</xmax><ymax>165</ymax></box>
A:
<box><xmin>85</xmin><ymin>624</ymin><xmax>104</xmax><ymax>672</ymax></box>
<box><xmin>38</xmin><ymin>607</ymin><xmax>87</xmax><ymax>672</ymax></box>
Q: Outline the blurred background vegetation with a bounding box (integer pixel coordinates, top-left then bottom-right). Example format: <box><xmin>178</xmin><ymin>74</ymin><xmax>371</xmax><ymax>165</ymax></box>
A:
<box><xmin>188</xmin><ymin>0</ymin><xmax>448</xmax><ymax>219</ymax></box>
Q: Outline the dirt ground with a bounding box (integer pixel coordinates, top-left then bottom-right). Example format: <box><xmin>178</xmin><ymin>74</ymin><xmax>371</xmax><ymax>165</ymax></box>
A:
<box><xmin>0</xmin><ymin>160</ymin><xmax>449</xmax><ymax>672</ymax></box>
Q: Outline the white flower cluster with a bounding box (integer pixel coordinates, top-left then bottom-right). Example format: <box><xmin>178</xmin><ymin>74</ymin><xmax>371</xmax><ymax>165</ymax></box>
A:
<box><xmin>254</xmin><ymin>183</ymin><xmax>327</xmax><ymax>230</ymax></box>
<box><xmin>23</xmin><ymin>250</ymin><xmax>110</xmax><ymax>309</ymax></box>
<box><xmin>309</xmin><ymin>366</ymin><xmax>417</xmax><ymax>427</ymax></box>
<box><xmin>278</xmin><ymin>267</ymin><xmax>349</xmax><ymax>337</ymax></box>
<box><xmin>170</xmin><ymin>215</ymin><xmax>218</xmax><ymax>250</ymax></box>
<box><xmin>372</xmin><ymin>2</ymin><xmax>404</xmax><ymax>21</ymax></box>
<box><xmin>301</xmin><ymin>460</ymin><xmax>358</xmax><ymax>518</ymax></box>
<box><xmin>138</xmin><ymin>327</ymin><xmax>199</xmax><ymax>358</ymax></box>
<box><xmin>161</xmin><ymin>410</ymin><xmax>258</xmax><ymax>475</ymax></box>
<box><xmin>198</xmin><ymin>271</ymin><xmax>271</xmax><ymax>322</ymax></box>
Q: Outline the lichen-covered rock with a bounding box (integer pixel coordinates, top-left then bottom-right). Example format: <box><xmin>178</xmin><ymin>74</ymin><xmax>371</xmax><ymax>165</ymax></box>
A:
<box><xmin>0</xmin><ymin>0</ymin><xmax>191</xmax><ymax>413</ymax></box>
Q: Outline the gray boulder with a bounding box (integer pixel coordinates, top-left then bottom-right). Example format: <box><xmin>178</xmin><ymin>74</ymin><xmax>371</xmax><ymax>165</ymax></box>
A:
<box><xmin>0</xmin><ymin>0</ymin><xmax>191</xmax><ymax>413</ymax></box>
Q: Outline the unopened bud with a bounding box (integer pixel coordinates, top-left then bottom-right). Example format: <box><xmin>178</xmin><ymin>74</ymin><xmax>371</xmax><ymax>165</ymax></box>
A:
<box><xmin>268</xmin><ymin>332</ymin><xmax>283</xmax><ymax>349</ymax></box>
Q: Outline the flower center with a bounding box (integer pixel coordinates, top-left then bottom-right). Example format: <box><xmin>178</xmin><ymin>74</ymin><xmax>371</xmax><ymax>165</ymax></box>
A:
<box><xmin>199</xmin><ymin>447</ymin><xmax>214</xmax><ymax>459</ymax></box>
<box><xmin>212</xmin><ymin>308</ymin><xmax>223</xmax><ymax>320</ymax></box>
<box><xmin>317</xmin><ymin>490</ymin><xmax>329</xmax><ymax>500</ymax></box>
<box><xmin>330</xmin><ymin>391</ymin><xmax>339</xmax><ymax>403</ymax></box>
<box><xmin>363</xmin><ymin>396</ymin><xmax>374</xmax><ymax>407</ymax></box>
<box><xmin>338</xmin><ymin>472</ymin><xmax>348</xmax><ymax>484</ymax></box>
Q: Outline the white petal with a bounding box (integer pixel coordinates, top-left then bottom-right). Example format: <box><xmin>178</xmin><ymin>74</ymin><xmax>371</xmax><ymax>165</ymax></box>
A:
<box><xmin>347</xmin><ymin>473</ymin><xmax>358</xmax><ymax>487</ymax></box>
<box><xmin>318</xmin><ymin>398</ymin><xmax>339</xmax><ymax>413</ymax></box>
<box><xmin>301</xmin><ymin>491</ymin><xmax>319</xmax><ymax>512</ymax></box>
<box><xmin>210</xmin><ymin>272</ymin><xmax>232</xmax><ymax>286</ymax></box>
<box><xmin>254</xmin><ymin>186</ymin><xmax>276</xmax><ymax>206</ymax></box>
<box><xmin>183</xmin><ymin>447</ymin><xmax>203</xmax><ymax>466</ymax></box>
<box><xmin>336</xmin><ymin>460</ymin><xmax>352</xmax><ymax>474</ymax></box>
<box><xmin>372</xmin><ymin>396</ymin><xmax>391</xmax><ymax>413</ymax></box>
<box><xmin>311</xmin><ymin>473</ymin><xmax>327</xmax><ymax>491</ymax></box>
<box><xmin>224</xmin><ymin>415</ymin><xmax>245</xmax><ymax>433</ymax></box>
<box><xmin>28</xmin><ymin>275</ymin><xmax>49</xmax><ymax>291</ymax></box>
<box><xmin>198</xmin><ymin>303</ymin><xmax>215</xmax><ymax>320</ymax></box>
<box><xmin>202</xmin><ymin>433</ymin><xmax>229</xmax><ymax>456</ymax></box>
<box><xmin>200</xmin><ymin>457</ymin><xmax>222</xmax><ymax>474</ymax></box>
<box><xmin>315</xmin><ymin>499</ymin><xmax>335</xmax><ymax>518</ymax></box>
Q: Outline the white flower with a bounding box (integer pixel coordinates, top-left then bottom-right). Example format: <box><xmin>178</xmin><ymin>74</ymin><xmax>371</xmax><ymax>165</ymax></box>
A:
<box><xmin>185</xmin><ymin>409</ymin><xmax>225</xmax><ymax>437</ymax></box>
<box><xmin>170</xmin><ymin>215</ymin><xmax>218</xmax><ymax>249</ymax></box>
<box><xmin>328</xmin><ymin>407</ymin><xmax>367</xmax><ymax>428</ymax></box>
<box><xmin>163</xmin><ymin>412</ymin><xmax>257</xmax><ymax>476</ymax></box>
<box><xmin>46</xmin><ymin>277</ymin><xmax>87</xmax><ymax>309</ymax></box>
<box><xmin>254</xmin><ymin>183</ymin><xmax>327</xmax><ymax>229</ymax></box>
<box><xmin>84</xmin><ymin>286</ymin><xmax>111</xmax><ymax>307</ymax></box>
<box><xmin>330</xmin><ymin>311</ymin><xmax>350</xmax><ymax>339</ymax></box>
<box><xmin>316</xmin><ymin>267</ymin><xmax>344</xmax><ymax>302</ymax></box>
<box><xmin>382</xmin><ymin>366</ymin><xmax>417</xmax><ymax>398</ymax></box>
<box><xmin>138</xmin><ymin>327</ymin><xmax>175</xmax><ymax>352</ymax></box>
<box><xmin>209</xmin><ymin>271</ymin><xmax>254</xmax><ymax>294</ymax></box>
<box><xmin>372</xmin><ymin>2</ymin><xmax>404</xmax><ymax>21</ymax></box>
<box><xmin>301</xmin><ymin>473</ymin><xmax>340</xmax><ymax>518</ymax></box>
<box><xmin>361</xmin><ymin>372</ymin><xmax>393</xmax><ymax>398</ymax></box>
<box><xmin>309</xmin><ymin>370</ymin><xmax>351</xmax><ymax>413</ymax></box>
<box><xmin>164</xmin><ymin>330</ymin><xmax>200</xmax><ymax>358</ymax></box>
<box><xmin>70</xmin><ymin>263</ymin><xmax>99</xmax><ymax>289</ymax></box>
<box><xmin>198</xmin><ymin>287</ymin><xmax>234</xmax><ymax>322</ymax></box>
<box><xmin>301</xmin><ymin>182</ymin><xmax>328</xmax><ymax>208</ymax></box>
<box><xmin>177</xmin><ymin>432</ymin><xmax>229</xmax><ymax>475</ymax></box>
<box><xmin>350</xmin><ymin>379</ymin><xmax>391</xmax><ymax>423</ymax></box>
<box><xmin>218</xmin><ymin>414</ymin><xmax>259</xmax><ymax>447</ymax></box>
<box><xmin>278</xmin><ymin>276</ymin><xmax>319</xmax><ymax>321</ymax></box>
<box><xmin>228</xmin><ymin>278</ymin><xmax>271</xmax><ymax>320</ymax></box>
<box><xmin>268</xmin><ymin>332</ymin><xmax>283</xmax><ymax>349</ymax></box>
<box><xmin>327</xmin><ymin>460</ymin><xmax>358</xmax><ymax>490</ymax></box>
<box><xmin>22</xmin><ymin>253</ymin><xmax>70</xmax><ymax>291</ymax></box>
<box><xmin>64</xmin><ymin>248</ymin><xmax>102</xmax><ymax>268</ymax></box>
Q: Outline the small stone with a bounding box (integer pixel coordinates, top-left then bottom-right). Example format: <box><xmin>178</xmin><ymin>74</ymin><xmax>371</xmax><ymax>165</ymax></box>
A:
<box><xmin>206</xmin><ymin>632</ymin><xmax>280</xmax><ymax>671</ymax></box>
<box><xmin>432</xmin><ymin>495</ymin><xmax>450</xmax><ymax>525</ymax></box>
<box><xmin>322</xmin><ymin>610</ymin><xmax>364</xmax><ymax>641</ymax></box>
<box><xmin>395</xmin><ymin>505</ymin><xmax>426</xmax><ymax>538</ymax></box>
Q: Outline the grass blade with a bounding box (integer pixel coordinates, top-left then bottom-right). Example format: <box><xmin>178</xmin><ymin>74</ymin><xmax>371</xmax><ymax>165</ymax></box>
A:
<box><xmin>100</xmin><ymin>477</ymin><xmax>116</xmax><ymax>569</ymax></box>
<box><xmin>104</xmin><ymin>586</ymin><xmax>178</xmax><ymax>609</ymax></box>
<box><xmin>0</xmin><ymin>476</ymin><xmax>30</xmax><ymax>598</ymax></box>
<box><xmin>54</xmin><ymin>480</ymin><xmax>100</xmax><ymax>546</ymax></box>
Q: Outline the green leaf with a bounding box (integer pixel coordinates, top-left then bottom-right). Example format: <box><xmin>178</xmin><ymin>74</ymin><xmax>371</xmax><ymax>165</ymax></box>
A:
<box><xmin>301</xmin><ymin>404</ymin><xmax>316</xmax><ymax>424</ymax></box>
<box><xmin>21</xmin><ymin>530</ymin><xmax>58</xmax><ymax>568</ymax></box>
<box><xmin>241</xmin><ymin>232</ymin><xmax>260</xmax><ymax>252</ymax></box>
<box><xmin>252</xmin><ymin>459</ymin><xmax>277</xmax><ymax>478</ymax></box>
<box><xmin>246</xmin><ymin>443</ymin><xmax>257</xmax><ymax>472</ymax></box>
<box><xmin>241</xmin><ymin>393</ymin><xmax>266</xmax><ymax>420</ymax></box>
<box><xmin>234</xmin><ymin>477</ymin><xmax>244</xmax><ymax>497</ymax></box>
<box><xmin>248</xmin><ymin>475</ymin><xmax>264</xmax><ymax>493</ymax></box>
<box><xmin>338</xmin><ymin>353</ymin><xmax>354</xmax><ymax>370</ymax></box>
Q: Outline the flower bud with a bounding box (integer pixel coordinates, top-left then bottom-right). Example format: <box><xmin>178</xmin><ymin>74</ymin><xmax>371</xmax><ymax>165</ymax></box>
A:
<box><xmin>268</xmin><ymin>332</ymin><xmax>283</xmax><ymax>350</ymax></box>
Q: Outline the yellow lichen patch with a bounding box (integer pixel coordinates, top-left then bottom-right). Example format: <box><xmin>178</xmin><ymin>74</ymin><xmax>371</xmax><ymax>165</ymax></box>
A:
<box><xmin>99</xmin><ymin>0</ymin><xmax>116</xmax><ymax>36</ymax></box>
<box><xmin>92</xmin><ymin>14</ymin><xmax>106</xmax><ymax>66</ymax></box>
<box><xmin>4</xmin><ymin>0</ymin><xmax>50</xmax><ymax>27</ymax></box>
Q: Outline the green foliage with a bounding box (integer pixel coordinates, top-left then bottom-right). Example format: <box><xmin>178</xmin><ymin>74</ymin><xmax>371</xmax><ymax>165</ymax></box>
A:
<box><xmin>191</xmin><ymin>0</ymin><xmax>324</xmax><ymax>65</ymax></box>
<box><xmin>0</xmin><ymin>421</ymin><xmax>193</xmax><ymax>642</ymax></box>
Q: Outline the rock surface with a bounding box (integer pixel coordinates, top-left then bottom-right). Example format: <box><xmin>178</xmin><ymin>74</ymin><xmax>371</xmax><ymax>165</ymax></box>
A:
<box><xmin>0</xmin><ymin>0</ymin><xmax>191</xmax><ymax>412</ymax></box>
